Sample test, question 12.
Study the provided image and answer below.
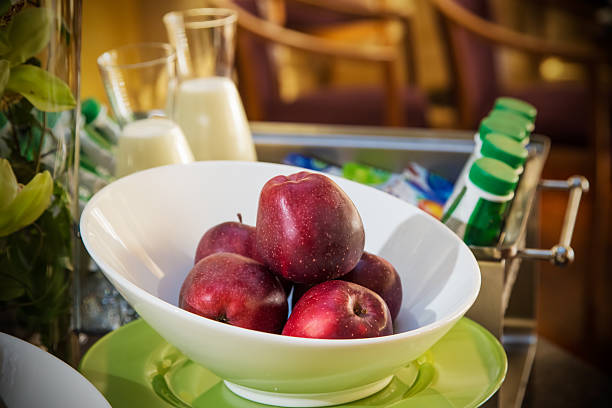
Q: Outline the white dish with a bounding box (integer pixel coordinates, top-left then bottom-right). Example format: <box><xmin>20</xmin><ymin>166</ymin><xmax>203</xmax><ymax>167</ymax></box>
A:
<box><xmin>0</xmin><ymin>332</ymin><xmax>111</xmax><ymax>408</ymax></box>
<box><xmin>79</xmin><ymin>161</ymin><xmax>480</xmax><ymax>407</ymax></box>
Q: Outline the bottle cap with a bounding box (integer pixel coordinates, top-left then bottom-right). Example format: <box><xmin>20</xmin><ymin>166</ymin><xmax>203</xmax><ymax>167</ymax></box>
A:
<box><xmin>488</xmin><ymin>109</ymin><xmax>534</xmax><ymax>133</ymax></box>
<box><xmin>469</xmin><ymin>157</ymin><xmax>518</xmax><ymax>196</ymax></box>
<box><xmin>493</xmin><ymin>97</ymin><xmax>537</xmax><ymax>122</ymax></box>
<box><xmin>479</xmin><ymin>116</ymin><xmax>527</xmax><ymax>144</ymax></box>
<box><xmin>81</xmin><ymin>98</ymin><xmax>102</xmax><ymax>124</ymax></box>
<box><xmin>480</xmin><ymin>133</ymin><xmax>528</xmax><ymax>170</ymax></box>
<box><xmin>342</xmin><ymin>162</ymin><xmax>390</xmax><ymax>185</ymax></box>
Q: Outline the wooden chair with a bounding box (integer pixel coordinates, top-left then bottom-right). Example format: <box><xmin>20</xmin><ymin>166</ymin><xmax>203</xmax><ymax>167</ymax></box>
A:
<box><xmin>429</xmin><ymin>0</ymin><xmax>608</xmax><ymax>135</ymax></box>
<box><xmin>209</xmin><ymin>0</ymin><xmax>428</xmax><ymax>127</ymax></box>
<box><xmin>283</xmin><ymin>0</ymin><xmax>419</xmax><ymax>86</ymax></box>
<box><xmin>429</xmin><ymin>0</ymin><xmax>611</xmax><ymax>358</ymax></box>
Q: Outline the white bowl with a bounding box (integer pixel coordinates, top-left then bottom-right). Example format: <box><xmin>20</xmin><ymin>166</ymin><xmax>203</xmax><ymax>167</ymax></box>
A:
<box><xmin>0</xmin><ymin>333</ymin><xmax>111</xmax><ymax>408</ymax></box>
<box><xmin>80</xmin><ymin>161</ymin><xmax>480</xmax><ymax>407</ymax></box>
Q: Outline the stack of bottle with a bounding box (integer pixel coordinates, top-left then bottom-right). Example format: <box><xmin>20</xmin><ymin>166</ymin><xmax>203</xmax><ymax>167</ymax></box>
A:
<box><xmin>442</xmin><ymin>97</ymin><xmax>536</xmax><ymax>246</ymax></box>
<box><xmin>78</xmin><ymin>98</ymin><xmax>120</xmax><ymax>211</ymax></box>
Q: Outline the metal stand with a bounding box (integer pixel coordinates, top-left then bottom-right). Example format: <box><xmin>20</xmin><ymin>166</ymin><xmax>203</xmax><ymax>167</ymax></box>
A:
<box><xmin>467</xmin><ymin>165</ymin><xmax>588</xmax><ymax>408</ymax></box>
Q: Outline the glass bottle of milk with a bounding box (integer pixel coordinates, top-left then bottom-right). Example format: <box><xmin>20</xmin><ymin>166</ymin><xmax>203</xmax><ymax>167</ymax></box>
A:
<box><xmin>163</xmin><ymin>9</ymin><xmax>257</xmax><ymax>162</ymax></box>
<box><xmin>115</xmin><ymin>117</ymin><xmax>195</xmax><ymax>178</ymax></box>
<box><xmin>172</xmin><ymin>76</ymin><xmax>257</xmax><ymax>162</ymax></box>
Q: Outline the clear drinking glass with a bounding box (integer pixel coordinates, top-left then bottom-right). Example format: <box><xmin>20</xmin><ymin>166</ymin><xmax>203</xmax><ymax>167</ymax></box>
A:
<box><xmin>163</xmin><ymin>8</ymin><xmax>257</xmax><ymax>162</ymax></box>
<box><xmin>97</xmin><ymin>42</ymin><xmax>194</xmax><ymax>177</ymax></box>
<box><xmin>97</xmin><ymin>42</ymin><xmax>176</xmax><ymax>125</ymax></box>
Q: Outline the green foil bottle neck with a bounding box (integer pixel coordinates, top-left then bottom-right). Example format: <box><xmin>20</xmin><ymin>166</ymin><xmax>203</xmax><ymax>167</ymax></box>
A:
<box><xmin>480</xmin><ymin>133</ymin><xmax>528</xmax><ymax>170</ymax></box>
<box><xmin>468</xmin><ymin>157</ymin><xmax>518</xmax><ymax>196</ymax></box>
<box><xmin>493</xmin><ymin>97</ymin><xmax>537</xmax><ymax>122</ymax></box>
<box><xmin>488</xmin><ymin>109</ymin><xmax>534</xmax><ymax>133</ymax></box>
<box><xmin>479</xmin><ymin>116</ymin><xmax>527</xmax><ymax>144</ymax></box>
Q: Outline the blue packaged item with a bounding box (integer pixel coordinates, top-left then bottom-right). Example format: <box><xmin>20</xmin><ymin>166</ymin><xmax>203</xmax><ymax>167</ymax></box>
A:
<box><xmin>283</xmin><ymin>153</ymin><xmax>342</xmax><ymax>176</ymax></box>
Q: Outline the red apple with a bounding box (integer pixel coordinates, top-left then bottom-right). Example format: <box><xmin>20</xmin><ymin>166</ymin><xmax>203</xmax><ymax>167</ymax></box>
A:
<box><xmin>282</xmin><ymin>280</ymin><xmax>393</xmax><ymax>339</ymax></box>
<box><xmin>194</xmin><ymin>214</ymin><xmax>258</xmax><ymax>264</ymax></box>
<box><xmin>256</xmin><ymin>171</ymin><xmax>365</xmax><ymax>284</ymax></box>
<box><xmin>179</xmin><ymin>253</ymin><xmax>288</xmax><ymax>333</ymax></box>
<box><xmin>194</xmin><ymin>215</ymin><xmax>293</xmax><ymax>295</ymax></box>
<box><xmin>340</xmin><ymin>252</ymin><xmax>402</xmax><ymax>321</ymax></box>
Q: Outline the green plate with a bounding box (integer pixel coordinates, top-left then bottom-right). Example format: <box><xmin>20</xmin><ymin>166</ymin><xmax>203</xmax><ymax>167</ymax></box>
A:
<box><xmin>79</xmin><ymin>318</ymin><xmax>507</xmax><ymax>408</ymax></box>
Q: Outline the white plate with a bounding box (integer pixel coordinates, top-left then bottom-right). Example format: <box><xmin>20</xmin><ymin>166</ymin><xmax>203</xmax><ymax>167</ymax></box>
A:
<box><xmin>0</xmin><ymin>333</ymin><xmax>111</xmax><ymax>408</ymax></box>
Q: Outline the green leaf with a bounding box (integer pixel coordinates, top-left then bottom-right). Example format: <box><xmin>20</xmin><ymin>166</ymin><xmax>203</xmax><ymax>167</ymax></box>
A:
<box><xmin>6</xmin><ymin>64</ymin><xmax>76</xmax><ymax>112</ymax></box>
<box><xmin>3</xmin><ymin>7</ymin><xmax>52</xmax><ymax>66</ymax></box>
<box><xmin>0</xmin><ymin>158</ymin><xmax>19</xmax><ymax>210</ymax></box>
<box><xmin>0</xmin><ymin>58</ymin><xmax>9</xmax><ymax>95</ymax></box>
<box><xmin>0</xmin><ymin>275</ymin><xmax>25</xmax><ymax>301</ymax></box>
<box><xmin>0</xmin><ymin>30</ymin><xmax>10</xmax><ymax>55</ymax></box>
<box><xmin>0</xmin><ymin>169</ymin><xmax>53</xmax><ymax>237</ymax></box>
<box><xmin>38</xmin><ymin>182</ymin><xmax>72</xmax><ymax>264</ymax></box>
<box><xmin>0</xmin><ymin>177</ymin><xmax>74</xmax><ymax>352</ymax></box>
<box><xmin>4</xmin><ymin>96</ymin><xmax>33</xmax><ymax>127</ymax></box>
<box><xmin>0</xmin><ymin>0</ymin><xmax>11</xmax><ymax>16</ymax></box>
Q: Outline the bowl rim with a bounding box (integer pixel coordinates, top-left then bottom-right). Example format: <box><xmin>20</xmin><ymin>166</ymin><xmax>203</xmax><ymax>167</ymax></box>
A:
<box><xmin>80</xmin><ymin>160</ymin><xmax>481</xmax><ymax>347</ymax></box>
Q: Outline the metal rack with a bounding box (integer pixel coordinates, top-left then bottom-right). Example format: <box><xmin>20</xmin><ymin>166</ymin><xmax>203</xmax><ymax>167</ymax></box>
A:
<box><xmin>250</xmin><ymin>121</ymin><xmax>587</xmax><ymax>408</ymax></box>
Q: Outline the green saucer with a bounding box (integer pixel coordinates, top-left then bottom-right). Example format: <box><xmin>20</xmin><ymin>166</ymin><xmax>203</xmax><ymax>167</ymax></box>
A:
<box><xmin>79</xmin><ymin>318</ymin><xmax>507</xmax><ymax>408</ymax></box>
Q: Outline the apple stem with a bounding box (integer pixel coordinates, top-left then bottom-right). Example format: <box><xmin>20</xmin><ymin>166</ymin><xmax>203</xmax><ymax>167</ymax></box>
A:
<box><xmin>237</xmin><ymin>213</ymin><xmax>243</xmax><ymax>224</ymax></box>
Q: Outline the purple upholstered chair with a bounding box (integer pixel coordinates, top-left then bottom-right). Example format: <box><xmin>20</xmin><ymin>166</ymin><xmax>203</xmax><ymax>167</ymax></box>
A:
<box><xmin>230</xmin><ymin>0</ymin><xmax>428</xmax><ymax>127</ymax></box>
<box><xmin>433</xmin><ymin>0</ymin><xmax>607</xmax><ymax>146</ymax></box>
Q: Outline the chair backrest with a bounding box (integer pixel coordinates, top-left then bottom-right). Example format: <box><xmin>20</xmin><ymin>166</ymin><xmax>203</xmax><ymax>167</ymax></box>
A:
<box><xmin>232</xmin><ymin>0</ymin><xmax>381</xmax><ymax>120</ymax></box>
<box><xmin>227</xmin><ymin>0</ymin><xmax>413</xmax><ymax>126</ymax></box>
<box><xmin>233</xmin><ymin>0</ymin><xmax>281</xmax><ymax>120</ymax></box>
<box><xmin>435</xmin><ymin>0</ymin><xmax>499</xmax><ymax>128</ymax></box>
<box><xmin>284</xmin><ymin>1</ymin><xmax>362</xmax><ymax>30</ymax></box>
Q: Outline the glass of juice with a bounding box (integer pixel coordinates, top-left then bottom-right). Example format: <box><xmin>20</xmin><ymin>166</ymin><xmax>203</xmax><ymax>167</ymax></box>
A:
<box><xmin>97</xmin><ymin>43</ymin><xmax>194</xmax><ymax>177</ymax></box>
<box><xmin>163</xmin><ymin>8</ymin><xmax>257</xmax><ymax>162</ymax></box>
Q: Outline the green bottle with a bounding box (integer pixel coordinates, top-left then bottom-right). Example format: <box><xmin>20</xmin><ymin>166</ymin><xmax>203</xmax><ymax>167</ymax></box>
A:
<box><xmin>493</xmin><ymin>97</ymin><xmax>537</xmax><ymax>123</ymax></box>
<box><xmin>442</xmin><ymin>157</ymin><xmax>518</xmax><ymax>246</ymax></box>
<box><xmin>81</xmin><ymin>98</ymin><xmax>120</xmax><ymax>144</ymax></box>
<box><xmin>80</xmin><ymin>124</ymin><xmax>116</xmax><ymax>175</ymax></box>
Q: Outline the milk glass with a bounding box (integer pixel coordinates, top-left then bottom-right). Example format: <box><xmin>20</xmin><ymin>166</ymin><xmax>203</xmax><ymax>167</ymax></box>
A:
<box><xmin>164</xmin><ymin>8</ymin><xmax>257</xmax><ymax>162</ymax></box>
<box><xmin>97</xmin><ymin>43</ymin><xmax>194</xmax><ymax>177</ymax></box>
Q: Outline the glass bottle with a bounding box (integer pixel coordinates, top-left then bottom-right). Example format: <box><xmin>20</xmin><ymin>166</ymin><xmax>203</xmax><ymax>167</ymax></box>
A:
<box><xmin>442</xmin><ymin>157</ymin><xmax>519</xmax><ymax>246</ymax></box>
<box><xmin>444</xmin><ymin>122</ymin><xmax>528</xmax><ymax>213</ymax></box>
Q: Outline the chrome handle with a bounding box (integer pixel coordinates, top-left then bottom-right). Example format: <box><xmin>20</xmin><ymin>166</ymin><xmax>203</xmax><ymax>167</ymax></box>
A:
<box><xmin>516</xmin><ymin>176</ymin><xmax>589</xmax><ymax>266</ymax></box>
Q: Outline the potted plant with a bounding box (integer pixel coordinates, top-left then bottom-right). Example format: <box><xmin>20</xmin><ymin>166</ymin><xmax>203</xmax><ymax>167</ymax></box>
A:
<box><xmin>0</xmin><ymin>0</ymin><xmax>80</xmax><ymax>362</ymax></box>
